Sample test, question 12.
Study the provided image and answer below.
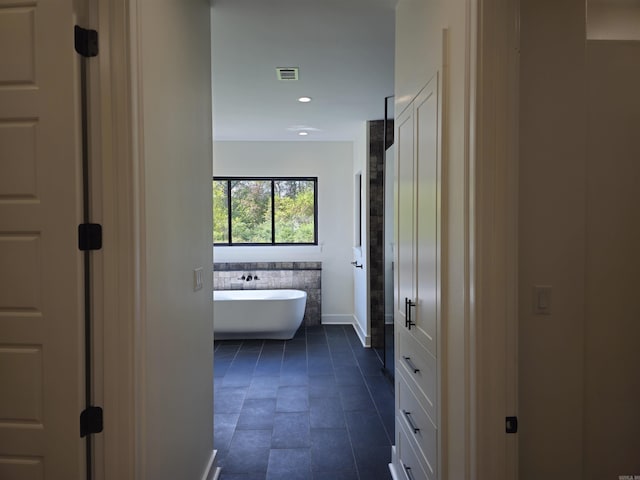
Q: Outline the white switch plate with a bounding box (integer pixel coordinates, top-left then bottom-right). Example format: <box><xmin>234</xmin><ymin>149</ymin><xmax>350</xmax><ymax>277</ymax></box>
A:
<box><xmin>194</xmin><ymin>267</ymin><xmax>204</xmax><ymax>291</ymax></box>
<box><xmin>533</xmin><ymin>285</ymin><xmax>552</xmax><ymax>315</ymax></box>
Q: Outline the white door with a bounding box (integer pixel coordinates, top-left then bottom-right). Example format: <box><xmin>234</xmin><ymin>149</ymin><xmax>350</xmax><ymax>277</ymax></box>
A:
<box><xmin>0</xmin><ymin>2</ymin><xmax>85</xmax><ymax>478</ymax></box>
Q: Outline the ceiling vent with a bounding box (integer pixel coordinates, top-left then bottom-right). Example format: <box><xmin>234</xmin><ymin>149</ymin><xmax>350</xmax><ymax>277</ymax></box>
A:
<box><xmin>276</xmin><ymin>67</ymin><xmax>299</xmax><ymax>81</ymax></box>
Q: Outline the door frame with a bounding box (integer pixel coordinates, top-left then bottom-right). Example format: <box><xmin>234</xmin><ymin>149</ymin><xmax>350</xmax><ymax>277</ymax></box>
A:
<box><xmin>92</xmin><ymin>0</ymin><xmax>142</xmax><ymax>478</ymax></box>
<box><xmin>92</xmin><ymin>0</ymin><xmax>521</xmax><ymax>478</ymax></box>
<box><xmin>471</xmin><ymin>0</ymin><xmax>520</xmax><ymax>478</ymax></box>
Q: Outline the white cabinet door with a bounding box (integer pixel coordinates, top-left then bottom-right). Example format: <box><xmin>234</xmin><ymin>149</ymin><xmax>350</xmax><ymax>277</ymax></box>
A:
<box><xmin>395</xmin><ymin>74</ymin><xmax>440</xmax><ymax>358</ymax></box>
<box><xmin>414</xmin><ymin>76</ymin><xmax>440</xmax><ymax>358</ymax></box>
<box><xmin>0</xmin><ymin>2</ymin><xmax>84</xmax><ymax>478</ymax></box>
<box><xmin>396</xmin><ymin>103</ymin><xmax>416</xmax><ymax>332</ymax></box>
<box><xmin>394</xmin><ymin>73</ymin><xmax>442</xmax><ymax>480</ymax></box>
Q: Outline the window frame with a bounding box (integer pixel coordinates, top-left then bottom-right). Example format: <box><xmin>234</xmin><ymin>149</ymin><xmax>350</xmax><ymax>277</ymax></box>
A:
<box><xmin>213</xmin><ymin>176</ymin><xmax>318</xmax><ymax>246</ymax></box>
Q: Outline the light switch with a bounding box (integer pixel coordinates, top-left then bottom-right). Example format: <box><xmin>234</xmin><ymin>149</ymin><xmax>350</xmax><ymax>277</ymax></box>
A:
<box><xmin>194</xmin><ymin>267</ymin><xmax>204</xmax><ymax>291</ymax></box>
<box><xmin>533</xmin><ymin>285</ymin><xmax>552</xmax><ymax>315</ymax></box>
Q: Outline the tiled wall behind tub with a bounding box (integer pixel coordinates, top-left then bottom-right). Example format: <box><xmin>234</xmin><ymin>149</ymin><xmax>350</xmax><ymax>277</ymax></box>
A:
<box><xmin>213</xmin><ymin>262</ymin><xmax>322</xmax><ymax>326</ymax></box>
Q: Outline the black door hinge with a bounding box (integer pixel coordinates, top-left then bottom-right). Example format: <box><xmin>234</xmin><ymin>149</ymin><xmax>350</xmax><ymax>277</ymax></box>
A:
<box><xmin>78</xmin><ymin>223</ymin><xmax>102</xmax><ymax>251</ymax></box>
<box><xmin>506</xmin><ymin>416</ymin><xmax>518</xmax><ymax>434</ymax></box>
<box><xmin>74</xmin><ymin>25</ymin><xmax>98</xmax><ymax>57</ymax></box>
<box><xmin>80</xmin><ymin>406</ymin><xmax>103</xmax><ymax>437</ymax></box>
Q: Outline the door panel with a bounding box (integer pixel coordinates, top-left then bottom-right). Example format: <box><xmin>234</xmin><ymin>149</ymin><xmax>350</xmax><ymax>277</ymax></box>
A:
<box><xmin>396</xmin><ymin>105</ymin><xmax>415</xmax><ymax>330</ymax></box>
<box><xmin>0</xmin><ymin>1</ymin><xmax>84</xmax><ymax>478</ymax></box>
<box><xmin>415</xmin><ymin>77</ymin><xmax>439</xmax><ymax>357</ymax></box>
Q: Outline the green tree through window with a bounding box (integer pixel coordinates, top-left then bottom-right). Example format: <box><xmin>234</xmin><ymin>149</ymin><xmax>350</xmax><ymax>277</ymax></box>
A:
<box><xmin>213</xmin><ymin>177</ymin><xmax>317</xmax><ymax>245</ymax></box>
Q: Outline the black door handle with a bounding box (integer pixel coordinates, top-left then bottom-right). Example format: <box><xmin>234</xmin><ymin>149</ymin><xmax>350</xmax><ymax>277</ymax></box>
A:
<box><xmin>406</xmin><ymin>299</ymin><xmax>416</xmax><ymax>329</ymax></box>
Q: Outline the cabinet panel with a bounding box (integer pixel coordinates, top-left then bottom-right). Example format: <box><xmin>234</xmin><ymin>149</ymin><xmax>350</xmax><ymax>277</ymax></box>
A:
<box><xmin>397</xmin><ymin>326</ymin><xmax>437</xmax><ymax>424</ymax></box>
<box><xmin>398</xmin><ymin>369</ymin><xmax>437</xmax><ymax>477</ymax></box>
<box><xmin>396</xmin><ymin>105</ymin><xmax>416</xmax><ymax>329</ymax></box>
<box><xmin>397</xmin><ymin>416</ymin><xmax>433</xmax><ymax>480</ymax></box>
<box><xmin>414</xmin><ymin>79</ymin><xmax>439</xmax><ymax>357</ymax></box>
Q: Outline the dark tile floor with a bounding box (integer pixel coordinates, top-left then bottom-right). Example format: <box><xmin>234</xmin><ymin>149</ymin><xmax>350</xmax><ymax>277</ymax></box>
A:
<box><xmin>214</xmin><ymin>325</ymin><xmax>395</xmax><ymax>480</ymax></box>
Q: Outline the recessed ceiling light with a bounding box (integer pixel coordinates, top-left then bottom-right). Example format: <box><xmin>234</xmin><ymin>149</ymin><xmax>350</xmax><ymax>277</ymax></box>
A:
<box><xmin>287</xmin><ymin>125</ymin><xmax>320</xmax><ymax>133</ymax></box>
<box><xmin>298</xmin><ymin>96</ymin><xmax>312</xmax><ymax>103</ymax></box>
<box><xmin>298</xmin><ymin>132</ymin><xmax>309</xmax><ymax>136</ymax></box>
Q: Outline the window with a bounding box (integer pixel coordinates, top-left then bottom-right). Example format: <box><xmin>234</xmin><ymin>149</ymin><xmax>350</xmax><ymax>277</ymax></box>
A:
<box><xmin>213</xmin><ymin>177</ymin><xmax>318</xmax><ymax>245</ymax></box>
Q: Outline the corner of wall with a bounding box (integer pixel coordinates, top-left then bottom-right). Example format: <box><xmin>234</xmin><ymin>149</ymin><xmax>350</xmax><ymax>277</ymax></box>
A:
<box><xmin>320</xmin><ymin>313</ymin><xmax>369</xmax><ymax>346</ymax></box>
<box><xmin>353</xmin><ymin>314</ymin><xmax>371</xmax><ymax>347</ymax></box>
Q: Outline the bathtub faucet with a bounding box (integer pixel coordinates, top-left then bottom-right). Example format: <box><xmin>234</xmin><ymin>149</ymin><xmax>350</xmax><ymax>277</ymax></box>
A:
<box><xmin>246</xmin><ymin>274</ymin><xmax>253</xmax><ymax>281</ymax></box>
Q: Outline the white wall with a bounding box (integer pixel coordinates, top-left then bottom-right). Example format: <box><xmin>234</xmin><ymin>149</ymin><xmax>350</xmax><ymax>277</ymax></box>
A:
<box><xmin>352</xmin><ymin>124</ymin><xmax>369</xmax><ymax>343</ymax></box>
<box><xmin>138</xmin><ymin>0</ymin><xmax>214</xmax><ymax>478</ymax></box>
<box><xmin>213</xmin><ymin>141</ymin><xmax>355</xmax><ymax>324</ymax></box>
<box><xmin>395</xmin><ymin>0</ymin><xmax>443</xmax><ymax>117</ymax></box>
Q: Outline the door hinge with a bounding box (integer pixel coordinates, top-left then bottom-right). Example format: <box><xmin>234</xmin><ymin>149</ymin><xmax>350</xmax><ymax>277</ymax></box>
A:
<box><xmin>80</xmin><ymin>406</ymin><xmax>103</xmax><ymax>437</ymax></box>
<box><xmin>506</xmin><ymin>416</ymin><xmax>518</xmax><ymax>434</ymax></box>
<box><xmin>74</xmin><ymin>25</ymin><xmax>99</xmax><ymax>57</ymax></box>
<box><xmin>78</xmin><ymin>223</ymin><xmax>102</xmax><ymax>251</ymax></box>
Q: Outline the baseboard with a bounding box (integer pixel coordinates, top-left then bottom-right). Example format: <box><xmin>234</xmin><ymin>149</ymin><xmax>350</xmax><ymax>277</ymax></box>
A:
<box><xmin>352</xmin><ymin>316</ymin><xmax>371</xmax><ymax>347</ymax></box>
<box><xmin>389</xmin><ymin>445</ymin><xmax>401</xmax><ymax>480</ymax></box>
<box><xmin>322</xmin><ymin>314</ymin><xmax>370</xmax><ymax>347</ymax></box>
<box><xmin>201</xmin><ymin>450</ymin><xmax>218</xmax><ymax>480</ymax></box>
<box><xmin>389</xmin><ymin>462</ymin><xmax>401</xmax><ymax>480</ymax></box>
<box><xmin>321</xmin><ymin>314</ymin><xmax>353</xmax><ymax>324</ymax></box>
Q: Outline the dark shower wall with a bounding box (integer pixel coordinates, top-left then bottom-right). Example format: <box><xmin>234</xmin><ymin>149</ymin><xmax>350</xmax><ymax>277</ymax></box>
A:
<box><xmin>368</xmin><ymin>120</ymin><xmax>385</xmax><ymax>349</ymax></box>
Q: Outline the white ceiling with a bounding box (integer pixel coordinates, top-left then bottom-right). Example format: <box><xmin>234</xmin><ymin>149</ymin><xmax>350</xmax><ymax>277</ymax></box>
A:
<box><xmin>211</xmin><ymin>0</ymin><xmax>396</xmax><ymax>142</ymax></box>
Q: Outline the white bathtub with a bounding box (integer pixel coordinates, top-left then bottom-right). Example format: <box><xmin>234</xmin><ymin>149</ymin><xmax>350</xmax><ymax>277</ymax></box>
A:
<box><xmin>213</xmin><ymin>289</ymin><xmax>307</xmax><ymax>340</ymax></box>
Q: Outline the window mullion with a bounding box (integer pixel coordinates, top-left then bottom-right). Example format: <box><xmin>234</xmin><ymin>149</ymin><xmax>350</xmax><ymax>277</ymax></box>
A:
<box><xmin>271</xmin><ymin>179</ymin><xmax>276</xmax><ymax>244</ymax></box>
<box><xmin>314</xmin><ymin>178</ymin><xmax>318</xmax><ymax>245</ymax></box>
<box><xmin>227</xmin><ymin>180</ymin><xmax>232</xmax><ymax>245</ymax></box>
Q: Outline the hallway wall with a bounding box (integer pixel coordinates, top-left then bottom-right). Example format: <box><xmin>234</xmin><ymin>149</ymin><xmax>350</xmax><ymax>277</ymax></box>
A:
<box><xmin>519</xmin><ymin>1</ymin><xmax>587</xmax><ymax>477</ymax></box>
<box><xmin>137</xmin><ymin>0</ymin><xmax>214</xmax><ymax>478</ymax></box>
<box><xmin>583</xmin><ymin>40</ymin><xmax>640</xmax><ymax>479</ymax></box>
<box><xmin>519</xmin><ymin>2</ymin><xmax>640</xmax><ymax>478</ymax></box>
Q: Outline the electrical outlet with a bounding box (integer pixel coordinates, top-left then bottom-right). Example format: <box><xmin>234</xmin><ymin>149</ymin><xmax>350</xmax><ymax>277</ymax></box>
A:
<box><xmin>194</xmin><ymin>267</ymin><xmax>204</xmax><ymax>291</ymax></box>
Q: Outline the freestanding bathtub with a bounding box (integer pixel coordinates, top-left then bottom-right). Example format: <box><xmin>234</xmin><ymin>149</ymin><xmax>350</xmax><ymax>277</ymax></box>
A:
<box><xmin>213</xmin><ymin>289</ymin><xmax>307</xmax><ymax>340</ymax></box>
